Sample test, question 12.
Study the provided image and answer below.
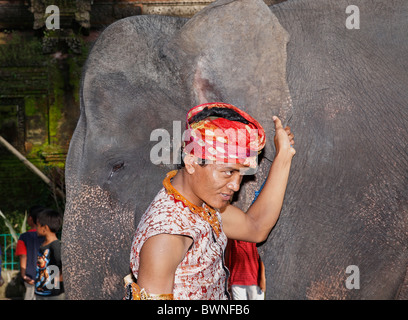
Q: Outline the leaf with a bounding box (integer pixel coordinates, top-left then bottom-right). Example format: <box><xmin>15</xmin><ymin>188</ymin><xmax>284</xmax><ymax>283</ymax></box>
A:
<box><xmin>20</xmin><ymin>211</ymin><xmax>27</xmax><ymax>234</ymax></box>
<box><xmin>0</xmin><ymin>209</ymin><xmax>19</xmax><ymax>244</ymax></box>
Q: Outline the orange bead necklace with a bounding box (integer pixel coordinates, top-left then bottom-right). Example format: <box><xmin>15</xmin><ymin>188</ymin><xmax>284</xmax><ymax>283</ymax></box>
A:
<box><xmin>162</xmin><ymin>170</ymin><xmax>221</xmax><ymax>237</ymax></box>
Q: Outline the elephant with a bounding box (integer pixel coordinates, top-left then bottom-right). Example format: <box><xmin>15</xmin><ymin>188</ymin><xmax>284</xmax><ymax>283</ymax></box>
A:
<box><xmin>62</xmin><ymin>0</ymin><xmax>408</xmax><ymax>299</ymax></box>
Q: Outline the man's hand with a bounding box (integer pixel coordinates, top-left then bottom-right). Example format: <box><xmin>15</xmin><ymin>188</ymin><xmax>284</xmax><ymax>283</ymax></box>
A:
<box><xmin>273</xmin><ymin>116</ymin><xmax>296</xmax><ymax>157</ymax></box>
<box><xmin>23</xmin><ymin>275</ymin><xmax>34</xmax><ymax>285</ymax></box>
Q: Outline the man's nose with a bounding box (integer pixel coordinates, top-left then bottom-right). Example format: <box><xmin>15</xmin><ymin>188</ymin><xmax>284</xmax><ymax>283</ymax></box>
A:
<box><xmin>227</xmin><ymin>176</ymin><xmax>241</xmax><ymax>192</ymax></box>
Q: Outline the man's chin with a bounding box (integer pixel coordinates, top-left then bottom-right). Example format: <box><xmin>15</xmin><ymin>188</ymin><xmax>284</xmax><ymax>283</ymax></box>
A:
<box><xmin>209</xmin><ymin>200</ymin><xmax>230</xmax><ymax>211</ymax></box>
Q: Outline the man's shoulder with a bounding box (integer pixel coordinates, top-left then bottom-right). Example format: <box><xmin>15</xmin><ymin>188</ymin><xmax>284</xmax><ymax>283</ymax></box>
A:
<box><xmin>146</xmin><ymin>187</ymin><xmax>186</xmax><ymax>217</ymax></box>
<box><xmin>18</xmin><ymin>230</ymin><xmax>39</xmax><ymax>241</ymax></box>
<box><xmin>137</xmin><ymin>188</ymin><xmax>197</xmax><ymax>237</ymax></box>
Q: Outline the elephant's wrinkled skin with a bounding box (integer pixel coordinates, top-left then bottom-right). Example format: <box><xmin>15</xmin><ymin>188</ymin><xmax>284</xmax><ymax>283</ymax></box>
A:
<box><xmin>62</xmin><ymin>0</ymin><xmax>408</xmax><ymax>299</ymax></box>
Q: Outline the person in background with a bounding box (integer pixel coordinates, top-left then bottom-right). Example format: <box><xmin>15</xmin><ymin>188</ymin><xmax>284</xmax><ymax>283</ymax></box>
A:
<box><xmin>226</xmin><ymin>239</ymin><xmax>266</xmax><ymax>300</ymax></box>
<box><xmin>35</xmin><ymin>208</ymin><xmax>64</xmax><ymax>300</ymax></box>
<box><xmin>225</xmin><ymin>181</ymin><xmax>268</xmax><ymax>300</ymax></box>
<box><xmin>16</xmin><ymin>205</ymin><xmax>45</xmax><ymax>300</ymax></box>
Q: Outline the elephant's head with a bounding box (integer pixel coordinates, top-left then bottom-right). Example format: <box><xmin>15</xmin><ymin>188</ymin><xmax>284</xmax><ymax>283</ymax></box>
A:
<box><xmin>62</xmin><ymin>0</ymin><xmax>290</xmax><ymax>299</ymax></box>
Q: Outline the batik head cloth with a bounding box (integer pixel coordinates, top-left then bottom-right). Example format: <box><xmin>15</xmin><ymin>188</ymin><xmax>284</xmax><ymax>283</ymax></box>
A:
<box><xmin>183</xmin><ymin>102</ymin><xmax>266</xmax><ymax>168</ymax></box>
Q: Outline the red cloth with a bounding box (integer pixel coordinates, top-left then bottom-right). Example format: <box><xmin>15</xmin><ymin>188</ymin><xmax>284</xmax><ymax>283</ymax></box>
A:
<box><xmin>184</xmin><ymin>102</ymin><xmax>265</xmax><ymax>167</ymax></box>
<box><xmin>15</xmin><ymin>240</ymin><xmax>27</xmax><ymax>256</ymax></box>
<box><xmin>226</xmin><ymin>239</ymin><xmax>260</xmax><ymax>286</ymax></box>
<box><xmin>15</xmin><ymin>229</ymin><xmax>37</xmax><ymax>256</ymax></box>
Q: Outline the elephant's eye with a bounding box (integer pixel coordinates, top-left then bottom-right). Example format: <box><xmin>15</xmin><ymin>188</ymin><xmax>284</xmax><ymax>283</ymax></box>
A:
<box><xmin>109</xmin><ymin>161</ymin><xmax>125</xmax><ymax>179</ymax></box>
<box><xmin>112</xmin><ymin>161</ymin><xmax>124</xmax><ymax>172</ymax></box>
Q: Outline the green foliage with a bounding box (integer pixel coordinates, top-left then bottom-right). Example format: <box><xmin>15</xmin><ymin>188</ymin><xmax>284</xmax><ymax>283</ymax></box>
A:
<box><xmin>0</xmin><ymin>145</ymin><xmax>59</xmax><ymax>220</ymax></box>
<box><xmin>0</xmin><ymin>210</ymin><xmax>27</xmax><ymax>244</ymax></box>
<box><xmin>0</xmin><ymin>31</ymin><xmax>44</xmax><ymax>67</ymax></box>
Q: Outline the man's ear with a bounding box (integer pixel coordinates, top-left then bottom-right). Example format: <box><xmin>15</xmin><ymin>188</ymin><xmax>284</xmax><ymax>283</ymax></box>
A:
<box><xmin>184</xmin><ymin>154</ymin><xmax>197</xmax><ymax>174</ymax></box>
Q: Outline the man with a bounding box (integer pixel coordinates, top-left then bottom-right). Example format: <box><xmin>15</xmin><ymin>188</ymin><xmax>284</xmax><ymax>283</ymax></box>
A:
<box><xmin>126</xmin><ymin>102</ymin><xmax>295</xmax><ymax>300</ymax></box>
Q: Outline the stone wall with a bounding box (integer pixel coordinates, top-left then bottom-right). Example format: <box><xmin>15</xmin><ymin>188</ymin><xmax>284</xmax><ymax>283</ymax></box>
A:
<box><xmin>0</xmin><ymin>0</ymin><xmax>287</xmax><ymax>29</ymax></box>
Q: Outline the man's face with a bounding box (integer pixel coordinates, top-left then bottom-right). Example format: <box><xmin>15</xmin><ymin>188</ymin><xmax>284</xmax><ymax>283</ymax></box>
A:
<box><xmin>191</xmin><ymin>162</ymin><xmax>249</xmax><ymax>210</ymax></box>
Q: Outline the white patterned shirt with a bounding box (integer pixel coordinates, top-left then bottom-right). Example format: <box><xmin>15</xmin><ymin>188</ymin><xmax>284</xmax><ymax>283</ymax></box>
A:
<box><xmin>130</xmin><ymin>187</ymin><xmax>229</xmax><ymax>300</ymax></box>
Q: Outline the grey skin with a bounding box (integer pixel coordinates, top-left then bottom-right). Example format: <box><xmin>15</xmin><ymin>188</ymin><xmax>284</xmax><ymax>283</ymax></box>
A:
<box><xmin>62</xmin><ymin>0</ymin><xmax>408</xmax><ymax>299</ymax></box>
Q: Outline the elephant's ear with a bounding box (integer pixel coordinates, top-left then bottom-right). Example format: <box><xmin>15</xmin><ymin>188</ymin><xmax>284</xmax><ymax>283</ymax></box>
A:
<box><xmin>164</xmin><ymin>0</ymin><xmax>292</xmax><ymax>154</ymax></box>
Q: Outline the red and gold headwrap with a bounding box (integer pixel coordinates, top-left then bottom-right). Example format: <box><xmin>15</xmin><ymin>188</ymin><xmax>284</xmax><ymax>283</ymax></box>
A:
<box><xmin>183</xmin><ymin>102</ymin><xmax>266</xmax><ymax>168</ymax></box>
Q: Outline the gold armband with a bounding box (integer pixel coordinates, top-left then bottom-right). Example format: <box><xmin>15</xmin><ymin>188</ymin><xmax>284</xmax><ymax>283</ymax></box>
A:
<box><xmin>123</xmin><ymin>274</ymin><xmax>174</xmax><ymax>300</ymax></box>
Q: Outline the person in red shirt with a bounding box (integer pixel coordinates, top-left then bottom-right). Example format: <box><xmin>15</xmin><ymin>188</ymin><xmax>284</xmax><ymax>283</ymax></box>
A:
<box><xmin>16</xmin><ymin>205</ymin><xmax>45</xmax><ymax>300</ymax></box>
<box><xmin>225</xmin><ymin>179</ymin><xmax>268</xmax><ymax>300</ymax></box>
<box><xmin>226</xmin><ymin>239</ymin><xmax>266</xmax><ymax>300</ymax></box>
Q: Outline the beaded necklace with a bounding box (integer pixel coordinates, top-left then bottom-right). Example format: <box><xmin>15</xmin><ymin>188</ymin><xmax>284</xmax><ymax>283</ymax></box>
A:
<box><xmin>163</xmin><ymin>170</ymin><xmax>221</xmax><ymax>237</ymax></box>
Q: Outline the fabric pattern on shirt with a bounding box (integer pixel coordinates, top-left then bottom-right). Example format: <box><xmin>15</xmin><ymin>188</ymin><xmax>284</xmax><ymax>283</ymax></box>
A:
<box><xmin>35</xmin><ymin>240</ymin><xmax>64</xmax><ymax>296</ymax></box>
<box><xmin>130</xmin><ymin>187</ymin><xmax>229</xmax><ymax>300</ymax></box>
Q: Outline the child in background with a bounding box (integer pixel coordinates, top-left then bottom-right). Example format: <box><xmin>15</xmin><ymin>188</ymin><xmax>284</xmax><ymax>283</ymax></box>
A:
<box><xmin>35</xmin><ymin>208</ymin><xmax>65</xmax><ymax>300</ymax></box>
<box><xmin>16</xmin><ymin>205</ymin><xmax>45</xmax><ymax>300</ymax></box>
